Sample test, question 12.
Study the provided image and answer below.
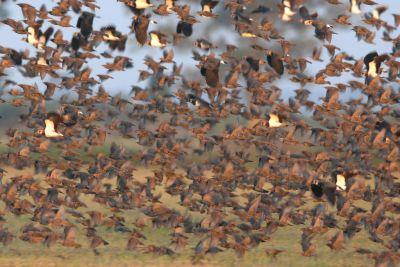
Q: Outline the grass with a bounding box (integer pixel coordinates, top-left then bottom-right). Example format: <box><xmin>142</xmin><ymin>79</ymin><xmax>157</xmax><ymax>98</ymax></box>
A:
<box><xmin>0</xmin><ymin>165</ymin><xmax>389</xmax><ymax>267</ymax></box>
<box><xmin>0</xmin><ymin>210</ymin><xmax>385</xmax><ymax>267</ymax></box>
<box><xmin>0</xmin><ymin>106</ymin><xmax>394</xmax><ymax>266</ymax></box>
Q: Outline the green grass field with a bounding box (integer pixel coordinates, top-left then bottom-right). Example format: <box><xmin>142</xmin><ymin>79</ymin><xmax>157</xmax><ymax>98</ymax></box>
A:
<box><xmin>0</xmin><ymin>164</ymin><xmax>389</xmax><ymax>267</ymax></box>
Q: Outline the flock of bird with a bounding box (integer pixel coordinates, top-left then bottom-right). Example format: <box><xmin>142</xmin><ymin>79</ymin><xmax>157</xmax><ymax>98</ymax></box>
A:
<box><xmin>0</xmin><ymin>0</ymin><xmax>399</xmax><ymax>265</ymax></box>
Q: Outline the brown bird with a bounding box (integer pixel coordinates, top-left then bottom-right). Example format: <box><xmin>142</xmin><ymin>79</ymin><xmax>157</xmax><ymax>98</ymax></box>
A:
<box><xmin>18</xmin><ymin>3</ymin><xmax>37</xmax><ymax>23</ymax></box>
<box><xmin>200</xmin><ymin>55</ymin><xmax>226</xmax><ymax>88</ymax></box>
<box><xmin>199</xmin><ymin>0</ymin><xmax>219</xmax><ymax>17</ymax></box>
<box><xmin>327</xmin><ymin>231</ymin><xmax>345</xmax><ymax>250</ymax></box>
<box><xmin>62</xmin><ymin>226</ymin><xmax>81</xmax><ymax>248</ymax></box>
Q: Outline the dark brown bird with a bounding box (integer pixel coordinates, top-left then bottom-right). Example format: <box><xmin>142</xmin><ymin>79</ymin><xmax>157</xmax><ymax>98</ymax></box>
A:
<box><xmin>267</xmin><ymin>51</ymin><xmax>284</xmax><ymax>75</ymax></box>
<box><xmin>132</xmin><ymin>14</ymin><xmax>155</xmax><ymax>46</ymax></box>
<box><xmin>200</xmin><ymin>55</ymin><xmax>226</xmax><ymax>88</ymax></box>
<box><xmin>364</xmin><ymin>51</ymin><xmax>389</xmax><ymax>84</ymax></box>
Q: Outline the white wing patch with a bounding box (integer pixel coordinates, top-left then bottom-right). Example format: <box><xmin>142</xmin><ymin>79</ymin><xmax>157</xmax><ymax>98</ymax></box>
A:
<box><xmin>27</xmin><ymin>27</ymin><xmax>38</xmax><ymax>46</ymax></box>
<box><xmin>350</xmin><ymin>0</ymin><xmax>361</xmax><ymax>14</ymax></box>
<box><xmin>37</xmin><ymin>57</ymin><xmax>48</xmax><ymax>66</ymax></box>
<box><xmin>282</xmin><ymin>6</ymin><xmax>295</xmax><ymax>21</ymax></box>
<box><xmin>150</xmin><ymin>33</ymin><xmax>165</xmax><ymax>48</ymax></box>
<box><xmin>368</xmin><ymin>61</ymin><xmax>377</xmax><ymax>77</ymax></box>
<box><xmin>103</xmin><ymin>31</ymin><xmax>120</xmax><ymax>41</ymax></box>
<box><xmin>203</xmin><ymin>4</ymin><xmax>211</xmax><ymax>13</ymax></box>
<box><xmin>135</xmin><ymin>0</ymin><xmax>153</xmax><ymax>9</ymax></box>
<box><xmin>268</xmin><ymin>114</ymin><xmax>283</xmax><ymax>128</ymax></box>
<box><xmin>336</xmin><ymin>174</ymin><xmax>346</xmax><ymax>191</ymax></box>
<box><xmin>44</xmin><ymin>119</ymin><xmax>63</xmax><ymax>138</ymax></box>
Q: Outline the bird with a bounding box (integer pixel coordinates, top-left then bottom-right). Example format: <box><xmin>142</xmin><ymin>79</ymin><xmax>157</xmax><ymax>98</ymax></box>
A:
<box><xmin>349</xmin><ymin>0</ymin><xmax>362</xmax><ymax>14</ymax></box>
<box><xmin>194</xmin><ymin>39</ymin><xmax>216</xmax><ymax>51</ymax></box>
<box><xmin>101</xmin><ymin>26</ymin><xmax>121</xmax><ymax>41</ymax></box>
<box><xmin>36</xmin><ymin>107</ymin><xmax>81</xmax><ymax>138</ymax></box>
<box><xmin>148</xmin><ymin>31</ymin><xmax>167</xmax><ymax>48</ymax></box>
<box><xmin>280</xmin><ymin>0</ymin><xmax>296</xmax><ymax>21</ymax></box>
<box><xmin>335</xmin><ymin>15</ymin><xmax>352</xmax><ymax>26</ymax></box>
<box><xmin>304</xmin><ymin>20</ymin><xmax>334</xmax><ymax>43</ymax></box>
<box><xmin>70</xmin><ymin>32</ymin><xmax>85</xmax><ymax>51</ymax></box>
<box><xmin>365</xmin><ymin>5</ymin><xmax>387</xmax><ymax>21</ymax></box>
<box><xmin>332</xmin><ymin>171</ymin><xmax>347</xmax><ymax>191</ymax></box>
<box><xmin>200</xmin><ymin>55</ymin><xmax>226</xmax><ymax>87</ymax></box>
<box><xmin>132</xmin><ymin>14</ymin><xmax>155</xmax><ymax>46</ymax></box>
<box><xmin>17</xmin><ymin>3</ymin><xmax>37</xmax><ymax>23</ymax></box>
<box><xmin>100</xmin><ymin>26</ymin><xmax>127</xmax><ymax>51</ymax></box>
<box><xmin>299</xmin><ymin>6</ymin><xmax>318</xmax><ymax>24</ymax></box>
<box><xmin>310</xmin><ymin>178</ymin><xmax>338</xmax><ymax>205</ymax></box>
<box><xmin>37</xmin><ymin>112</ymin><xmax>64</xmax><ymax>138</ymax></box>
<box><xmin>363</xmin><ymin>51</ymin><xmax>390</xmax><ymax>84</ymax></box>
<box><xmin>310</xmin><ymin>180</ymin><xmax>324</xmax><ymax>198</ymax></box>
<box><xmin>60</xmin><ymin>105</ymin><xmax>83</xmax><ymax>126</ymax></box>
<box><xmin>266</xmin><ymin>51</ymin><xmax>284</xmax><ymax>76</ymax></box>
<box><xmin>62</xmin><ymin>226</ymin><xmax>81</xmax><ymax>248</ymax></box>
<box><xmin>245</xmin><ymin>56</ymin><xmax>263</xmax><ymax>72</ymax></box>
<box><xmin>200</xmin><ymin>0</ymin><xmax>219</xmax><ymax>17</ymax></box>
<box><xmin>24</xmin><ymin>23</ymin><xmax>54</xmax><ymax>50</ymax></box>
<box><xmin>265</xmin><ymin>248</ymin><xmax>285</xmax><ymax>258</ymax></box>
<box><xmin>251</xmin><ymin>5</ymin><xmax>271</xmax><ymax>14</ymax></box>
<box><xmin>165</xmin><ymin>0</ymin><xmax>176</xmax><ymax>12</ymax></box>
<box><xmin>266</xmin><ymin>113</ymin><xmax>285</xmax><ymax>128</ymax></box>
<box><xmin>327</xmin><ymin>231</ymin><xmax>345</xmax><ymax>250</ymax></box>
<box><xmin>130</xmin><ymin>0</ymin><xmax>154</xmax><ymax>10</ymax></box>
<box><xmin>76</xmin><ymin>11</ymin><xmax>95</xmax><ymax>40</ymax></box>
<box><xmin>186</xmin><ymin>94</ymin><xmax>211</xmax><ymax>109</ymax></box>
<box><xmin>177</xmin><ymin>17</ymin><xmax>197</xmax><ymax>37</ymax></box>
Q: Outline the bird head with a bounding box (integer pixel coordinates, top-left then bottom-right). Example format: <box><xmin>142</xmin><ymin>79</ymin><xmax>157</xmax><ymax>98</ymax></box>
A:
<box><xmin>35</xmin><ymin>128</ymin><xmax>44</xmax><ymax>136</ymax></box>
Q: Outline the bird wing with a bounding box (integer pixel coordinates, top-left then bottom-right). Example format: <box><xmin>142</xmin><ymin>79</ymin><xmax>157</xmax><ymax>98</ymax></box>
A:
<box><xmin>336</xmin><ymin>174</ymin><xmax>346</xmax><ymax>191</ymax></box>
<box><xmin>44</xmin><ymin>119</ymin><xmax>63</xmax><ymax>137</ymax></box>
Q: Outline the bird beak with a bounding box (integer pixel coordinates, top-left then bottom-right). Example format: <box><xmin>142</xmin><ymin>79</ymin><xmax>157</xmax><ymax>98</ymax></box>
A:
<box><xmin>220</xmin><ymin>60</ymin><xmax>227</xmax><ymax>64</ymax></box>
<box><xmin>150</xmin><ymin>20</ymin><xmax>157</xmax><ymax>24</ymax></box>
